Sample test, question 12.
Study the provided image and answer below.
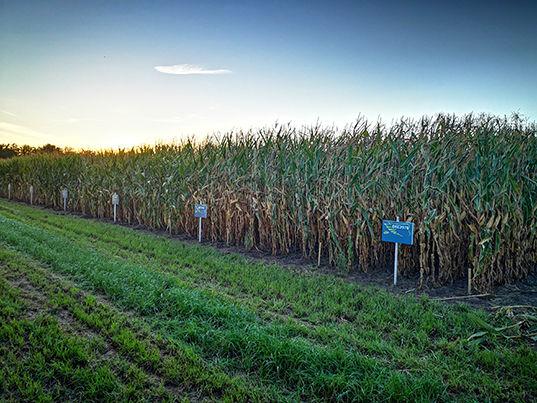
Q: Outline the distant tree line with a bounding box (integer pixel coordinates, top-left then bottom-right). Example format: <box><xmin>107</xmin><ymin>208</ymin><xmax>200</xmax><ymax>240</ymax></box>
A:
<box><xmin>0</xmin><ymin>144</ymin><xmax>63</xmax><ymax>159</ymax></box>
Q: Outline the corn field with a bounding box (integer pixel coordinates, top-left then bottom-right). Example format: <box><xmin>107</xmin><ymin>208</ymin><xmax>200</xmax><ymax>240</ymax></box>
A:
<box><xmin>1</xmin><ymin>114</ymin><xmax>536</xmax><ymax>290</ymax></box>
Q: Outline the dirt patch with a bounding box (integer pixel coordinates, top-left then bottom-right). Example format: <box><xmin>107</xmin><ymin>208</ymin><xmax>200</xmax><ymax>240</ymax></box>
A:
<box><xmin>54</xmin><ymin>308</ymin><xmax>106</xmax><ymax>341</ymax></box>
<box><xmin>1</xmin><ymin>267</ymin><xmax>105</xmax><ymax>339</ymax></box>
<box><xmin>1</xmin><ymin>267</ymin><xmax>49</xmax><ymax>319</ymax></box>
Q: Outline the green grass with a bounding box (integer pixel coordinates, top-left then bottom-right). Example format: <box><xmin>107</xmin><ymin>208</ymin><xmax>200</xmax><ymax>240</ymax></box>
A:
<box><xmin>0</xmin><ymin>269</ymin><xmax>176</xmax><ymax>402</ymax></box>
<box><xmin>0</xmin><ymin>199</ymin><xmax>535</xmax><ymax>401</ymax></box>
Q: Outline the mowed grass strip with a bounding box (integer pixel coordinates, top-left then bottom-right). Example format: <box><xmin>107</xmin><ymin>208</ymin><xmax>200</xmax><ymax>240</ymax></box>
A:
<box><xmin>0</xmin><ymin>246</ymin><xmax>277</xmax><ymax>402</ymax></box>
<box><xmin>0</xmin><ymin>267</ymin><xmax>176</xmax><ymax>402</ymax></box>
<box><xmin>0</xmin><ymin>200</ymin><xmax>535</xmax><ymax>401</ymax></box>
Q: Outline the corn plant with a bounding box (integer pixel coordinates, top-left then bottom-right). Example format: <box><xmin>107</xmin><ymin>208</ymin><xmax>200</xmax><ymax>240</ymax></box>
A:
<box><xmin>0</xmin><ymin>114</ymin><xmax>535</xmax><ymax>290</ymax></box>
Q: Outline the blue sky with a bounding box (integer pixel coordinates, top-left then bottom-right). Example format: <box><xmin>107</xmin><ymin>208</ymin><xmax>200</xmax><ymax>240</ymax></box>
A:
<box><xmin>1</xmin><ymin>0</ymin><xmax>536</xmax><ymax>148</ymax></box>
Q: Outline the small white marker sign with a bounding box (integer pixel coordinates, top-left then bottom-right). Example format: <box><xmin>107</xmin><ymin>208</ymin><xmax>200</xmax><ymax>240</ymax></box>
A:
<box><xmin>112</xmin><ymin>192</ymin><xmax>119</xmax><ymax>222</ymax></box>
<box><xmin>62</xmin><ymin>188</ymin><xmax>68</xmax><ymax>211</ymax></box>
<box><xmin>29</xmin><ymin>185</ymin><xmax>34</xmax><ymax>205</ymax></box>
<box><xmin>8</xmin><ymin>183</ymin><xmax>12</xmax><ymax>199</ymax></box>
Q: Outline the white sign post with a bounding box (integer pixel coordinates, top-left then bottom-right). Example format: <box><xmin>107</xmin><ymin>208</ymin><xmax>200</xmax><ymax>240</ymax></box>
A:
<box><xmin>29</xmin><ymin>185</ymin><xmax>34</xmax><ymax>205</ymax></box>
<box><xmin>62</xmin><ymin>188</ymin><xmax>68</xmax><ymax>211</ymax></box>
<box><xmin>112</xmin><ymin>192</ymin><xmax>119</xmax><ymax>222</ymax></box>
<box><xmin>8</xmin><ymin>183</ymin><xmax>12</xmax><ymax>199</ymax></box>
<box><xmin>393</xmin><ymin>216</ymin><xmax>399</xmax><ymax>285</ymax></box>
<box><xmin>194</xmin><ymin>203</ymin><xmax>208</xmax><ymax>243</ymax></box>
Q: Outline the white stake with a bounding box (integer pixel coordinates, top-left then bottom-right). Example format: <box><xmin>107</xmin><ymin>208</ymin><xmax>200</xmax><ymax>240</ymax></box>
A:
<box><xmin>198</xmin><ymin>216</ymin><xmax>202</xmax><ymax>242</ymax></box>
<box><xmin>112</xmin><ymin>192</ymin><xmax>119</xmax><ymax>222</ymax></box>
<box><xmin>8</xmin><ymin>183</ymin><xmax>11</xmax><ymax>199</ymax></box>
<box><xmin>393</xmin><ymin>216</ymin><xmax>400</xmax><ymax>286</ymax></box>
<box><xmin>62</xmin><ymin>188</ymin><xmax>68</xmax><ymax>211</ymax></box>
<box><xmin>30</xmin><ymin>185</ymin><xmax>34</xmax><ymax>205</ymax></box>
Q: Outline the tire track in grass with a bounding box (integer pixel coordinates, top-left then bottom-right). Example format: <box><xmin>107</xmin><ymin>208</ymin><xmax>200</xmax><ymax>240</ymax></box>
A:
<box><xmin>0</xmin><ymin>262</ymin><xmax>193</xmax><ymax>401</ymax></box>
<box><xmin>0</xmin><ymin>208</ymin><xmax>446</xmax><ymax>401</ymax></box>
<box><xmin>0</xmin><ymin>244</ymin><xmax>280</xmax><ymax>402</ymax></box>
<box><xmin>0</xmin><ymin>266</ymin><xmax>176</xmax><ymax>402</ymax></box>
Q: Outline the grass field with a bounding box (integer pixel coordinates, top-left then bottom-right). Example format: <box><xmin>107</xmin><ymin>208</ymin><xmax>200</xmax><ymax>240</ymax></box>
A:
<box><xmin>0</xmin><ymin>199</ymin><xmax>535</xmax><ymax>401</ymax></box>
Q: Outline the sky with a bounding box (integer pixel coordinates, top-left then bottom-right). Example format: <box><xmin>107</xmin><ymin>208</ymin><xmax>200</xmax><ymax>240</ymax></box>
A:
<box><xmin>1</xmin><ymin>0</ymin><xmax>536</xmax><ymax>149</ymax></box>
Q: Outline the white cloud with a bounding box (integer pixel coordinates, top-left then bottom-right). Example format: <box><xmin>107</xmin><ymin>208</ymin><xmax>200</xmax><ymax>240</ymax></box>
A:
<box><xmin>154</xmin><ymin>64</ymin><xmax>232</xmax><ymax>75</ymax></box>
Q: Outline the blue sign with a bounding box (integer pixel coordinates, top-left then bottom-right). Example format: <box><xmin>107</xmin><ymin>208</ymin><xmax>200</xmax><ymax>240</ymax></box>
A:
<box><xmin>382</xmin><ymin>220</ymin><xmax>414</xmax><ymax>245</ymax></box>
<box><xmin>194</xmin><ymin>203</ymin><xmax>207</xmax><ymax>218</ymax></box>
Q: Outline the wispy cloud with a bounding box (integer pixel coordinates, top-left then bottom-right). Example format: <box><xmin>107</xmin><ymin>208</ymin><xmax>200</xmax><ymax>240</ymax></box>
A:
<box><xmin>1</xmin><ymin>110</ymin><xmax>17</xmax><ymax>117</ymax></box>
<box><xmin>154</xmin><ymin>64</ymin><xmax>232</xmax><ymax>75</ymax></box>
<box><xmin>0</xmin><ymin>121</ymin><xmax>48</xmax><ymax>142</ymax></box>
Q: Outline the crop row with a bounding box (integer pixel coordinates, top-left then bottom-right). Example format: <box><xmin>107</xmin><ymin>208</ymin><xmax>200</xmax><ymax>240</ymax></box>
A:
<box><xmin>0</xmin><ymin>114</ymin><xmax>536</xmax><ymax>289</ymax></box>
